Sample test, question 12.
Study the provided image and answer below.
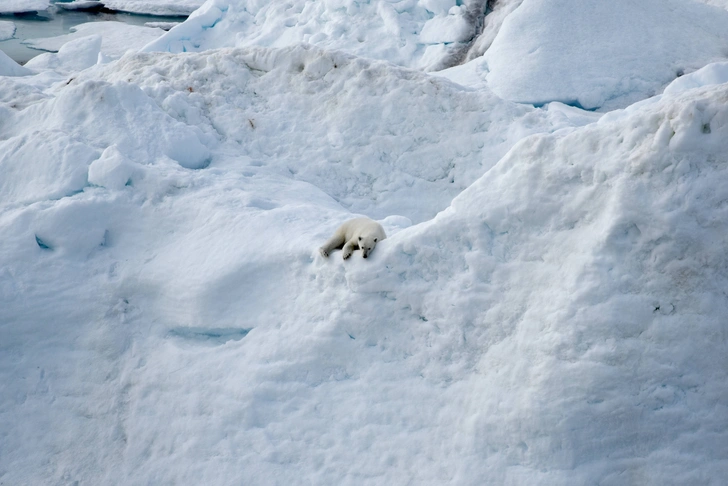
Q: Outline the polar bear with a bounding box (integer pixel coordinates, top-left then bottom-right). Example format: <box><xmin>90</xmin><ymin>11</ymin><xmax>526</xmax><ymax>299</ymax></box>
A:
<box><xmin>319</xmin><ymin>217</ymin><xmax>387</xmax><ymax>260</ymax></box>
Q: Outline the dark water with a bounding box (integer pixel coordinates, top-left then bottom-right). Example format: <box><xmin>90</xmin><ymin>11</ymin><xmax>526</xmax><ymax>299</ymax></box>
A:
<box><xmin>0</xmin><ymin>3</ymin><xmax>186</xmax><ymax>64</ymax></box>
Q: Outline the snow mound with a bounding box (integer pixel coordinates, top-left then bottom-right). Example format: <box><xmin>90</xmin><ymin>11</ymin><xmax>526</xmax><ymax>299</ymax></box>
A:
<box><xmin>25</xmin><ymin>34</ymin><xmax>103</xmax><ymax>74</ymax></box>
<box><xmin>88</xmin><ymin>45</ymin><xmax>584</xmax><ymax>221</ymax></box>
<box><xmin>478</xmin><ymin>0</ymin><xmax>728</xmax><ymax>110</ymax></box>
<box><xmin>0</xmin><ymin>77</ymin><xmax>210</xmax><ymax>206</ymax></box>
<box><xmin>141</xmin><ymin>0</ymin><xmax>486</xmax><ymax>71</ymax></box>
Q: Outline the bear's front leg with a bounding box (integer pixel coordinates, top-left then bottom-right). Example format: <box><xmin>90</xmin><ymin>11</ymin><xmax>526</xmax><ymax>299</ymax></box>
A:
<box><xmin>342</xmin><ymin>240</ymin><xmax>357</xmax><ymax>260</ymax></box>
<box><xmin>320</xmin><ymin>234</ymin><xmax>345</xmax><ymax>258</ymax></box>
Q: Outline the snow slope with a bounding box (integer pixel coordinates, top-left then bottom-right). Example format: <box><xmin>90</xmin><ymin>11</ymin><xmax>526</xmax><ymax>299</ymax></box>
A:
<box><xmin>2</xmin><ymin>1</ymin><xmax>728</xmax><ymax>485</ymax></box>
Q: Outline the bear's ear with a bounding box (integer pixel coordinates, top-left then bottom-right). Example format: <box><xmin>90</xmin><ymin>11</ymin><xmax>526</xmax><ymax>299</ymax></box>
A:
<box><xmin>358</xmin><ymin>236</ymin><xmax>362</xmax><ymax>241</ymax></box>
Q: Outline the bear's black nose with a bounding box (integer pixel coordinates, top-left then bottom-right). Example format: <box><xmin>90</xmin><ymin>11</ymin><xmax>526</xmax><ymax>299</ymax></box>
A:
<box><xmin>363</xmin><ymin>254</ymin><xmax>367</xmax><ymax>258</ymax></box>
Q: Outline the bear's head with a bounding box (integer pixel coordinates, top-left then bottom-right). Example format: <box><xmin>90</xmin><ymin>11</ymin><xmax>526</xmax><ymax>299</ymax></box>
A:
<box><xmin>358</xmin><ymin>235</ymin><xmax>380</xmax><ymax>258</ymax></box>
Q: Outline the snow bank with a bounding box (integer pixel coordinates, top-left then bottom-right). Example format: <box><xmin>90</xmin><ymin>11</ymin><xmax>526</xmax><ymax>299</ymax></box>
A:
<box><xmin>142</xmin><ymin>0</ymin><xmax>485</xmax><ymax>71</ymax></box>
<box><xmin>476</xmin><ymin>0</ymin><xmax>728</xmax><ymax>110</ymax></box>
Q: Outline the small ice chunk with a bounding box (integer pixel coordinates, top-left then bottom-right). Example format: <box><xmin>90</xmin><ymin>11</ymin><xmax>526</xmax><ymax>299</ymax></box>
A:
<box><xmin>88</xmin><ymin>145</ymin><xmax>138</xmax><ymax>190</ymax></box>
<box><xmin>24</xmin><ymin>22</ymin><xmax>165</xmax><ymax>61</ymax></box>
<box><xmin>24</xmin><ymin>34</ymin><xmax>102</xmax><ymax>74</ymax></box>
<box><xmin>0</xmin><ymin>20</ymin><xmax>16</xmax><ymax>41</ymax></box>
<box><xmin>419</xmin><ymin>9</ymin><xmax>473</xmax><ymax>44</ymax></box>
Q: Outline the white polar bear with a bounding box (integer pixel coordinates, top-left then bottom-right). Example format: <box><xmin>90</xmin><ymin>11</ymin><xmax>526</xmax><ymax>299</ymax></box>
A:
<box><xmin>319</xmin><ymin>217</ymin><xmax>387</xmax><ymax>260</ymax></box>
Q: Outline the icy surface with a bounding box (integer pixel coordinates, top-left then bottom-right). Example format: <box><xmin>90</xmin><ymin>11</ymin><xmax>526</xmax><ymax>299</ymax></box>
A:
<box><xmin>0</xmin><ymin>0</ymin><xmax>49</xmax><ymax>14</ymax></box>
<box><xmin>2</xmin><ymin>1</ymin><xmax>728</xmax><ymax>484</ymax></box>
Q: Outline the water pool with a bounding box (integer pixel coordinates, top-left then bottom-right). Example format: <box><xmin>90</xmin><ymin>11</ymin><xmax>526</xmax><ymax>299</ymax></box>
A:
<box><xmin>0</xmin><ymin>5</ymin><xmax>185</xmax><ymax>64</ymax></box>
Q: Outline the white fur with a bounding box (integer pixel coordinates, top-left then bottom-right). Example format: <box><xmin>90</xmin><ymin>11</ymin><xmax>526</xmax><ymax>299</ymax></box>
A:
<box><xmin>319</xmin><ymin>217</ymin><xmax>387</xmax><ymax>260</ymax></box>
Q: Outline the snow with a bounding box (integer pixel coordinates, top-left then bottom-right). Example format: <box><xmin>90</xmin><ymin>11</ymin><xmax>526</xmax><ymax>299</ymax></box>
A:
<box><xmin>2</xmin><ymin>0</ymin><xmax>728</xmax><ymax>484</ymax></box>
<box><xmin>144</xmin><ymin>21</ymin><xmax>181</xmax><ymax>30</ymax></box>
<box><xmin>696</xmin><ymin>0</ymin><xmax>728</xmax><ymax>9</ymax></box>
<box><xmin>102</xmin><ymin>0</ymin><xmax>204</xmax><ymax>16</ymax></box>
<box><xmin>24</xmin><ymin>22</ymin><xmax>166</xmax><ymax>64</ymax></box>
<box><xmin>0</xmin><ymin>20</ymin><xmax>15</xmax><ymax>41</ymax></box>
<box><xmin>0</xmin><ymin>47</ymin><xmax>32</xmax><ymax>76</ymax></box>
<box><xmin>476</xmin><ymin>0</ymin><xmax>728</xmax><ymax>110</ymax></box>
<box><xmin>55</xmin><ymin>0</ymin><xmax>105</xmax><ymax>10</ymax></box>
<box><xmin>663</xmin><ymin>61</ymin><xmax>728</xmax><ymax>95</ymax></box>
<box><xmin>418</xmin><ymin>6</ymin><xmax>472</xmax><ymax>44</ymax></box>
<box><xmin>141</xmin><ymin>0</ymin><xmax>486</xmax><ymax>71</ymax></box>
<box><xmin>0</xmin><ymin>0</ymin><xmax>49</xmax><ymax>14</ymax></box>
<box><xmin>24</xmin><ymin>34</ymin><xmax>104</xmax><ymax>74</ymax></box>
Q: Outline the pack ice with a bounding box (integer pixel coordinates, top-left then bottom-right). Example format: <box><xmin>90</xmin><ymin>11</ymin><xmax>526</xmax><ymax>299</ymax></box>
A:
<box><xmin>1</xmin><ymin>0</ymin><xmax>727</xmax><ymax>484</ymax></box>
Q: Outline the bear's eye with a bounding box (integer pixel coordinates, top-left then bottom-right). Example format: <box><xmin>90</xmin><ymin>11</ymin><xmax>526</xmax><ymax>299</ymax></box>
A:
<box><xmin>374</xmin><ymin>238</ymin><xmax>377</xmax><ymax>242</ymax></box>
<box><xmin>358</xmin><ymin>237</ymin><xmax>362</xmax><ymax>241</ymax></box>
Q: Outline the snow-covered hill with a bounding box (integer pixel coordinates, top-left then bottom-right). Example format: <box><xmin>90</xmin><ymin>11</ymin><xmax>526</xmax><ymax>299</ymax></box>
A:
<box><xmin>1</xmin><ymin>1</ymin><xmax>727</xmax><ymax>484</ymax></box>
